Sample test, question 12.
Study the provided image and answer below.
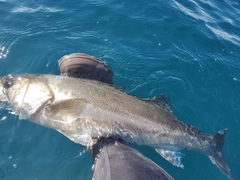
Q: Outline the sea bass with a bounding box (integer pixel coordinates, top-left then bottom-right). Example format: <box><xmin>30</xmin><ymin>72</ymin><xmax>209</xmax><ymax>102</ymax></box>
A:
<box><xmin>0</xmin><ymin>74</ymin><xmax>232</xmax><ymax>179</ymax></box>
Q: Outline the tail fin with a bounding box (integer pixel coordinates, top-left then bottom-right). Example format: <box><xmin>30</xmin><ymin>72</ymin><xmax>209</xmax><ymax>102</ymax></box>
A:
<box><xmin>208</xmin><ymin>129</ymin><xmax>233</xmax><ymax>180</ymax></box>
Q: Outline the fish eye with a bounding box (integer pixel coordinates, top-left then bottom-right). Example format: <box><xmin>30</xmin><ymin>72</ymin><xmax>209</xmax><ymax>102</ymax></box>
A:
<box><xmin>3</xmin><ymin>78</ymin><xmax>14</xmax><ymax>89</ymax></box>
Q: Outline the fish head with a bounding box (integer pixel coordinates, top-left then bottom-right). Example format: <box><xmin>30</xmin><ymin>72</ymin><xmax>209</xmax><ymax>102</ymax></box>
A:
<box><xmin>0</xmin><ymin>74</ymin><xmax>54</xmax><ymax>119</ymax></box>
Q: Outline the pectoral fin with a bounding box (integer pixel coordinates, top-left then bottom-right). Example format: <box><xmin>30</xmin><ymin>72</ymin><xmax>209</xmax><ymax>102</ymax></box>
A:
<box><xmin>156</xmin><ymin>149</ymin><xmax>184</xmax><ymax>168</ymax></box>
<box><xmin>45</xmin><ymin>98</ymin><xmax>88</xmax><ymax>120</ymax></box>
<box><xmin>58</xmin><ymin>130</ymin><xmax>94</xmax><ymax>147</ymax></box>
<box><xmin>46</xmin><ymin>99</ymin><xmax>96</xmax><ymax>147</ymax></box>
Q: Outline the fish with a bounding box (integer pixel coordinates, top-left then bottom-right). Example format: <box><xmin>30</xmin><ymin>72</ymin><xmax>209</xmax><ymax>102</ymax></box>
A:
<box><xmin>0</xmin><ymin>74</ymin><xmax>233</xmax><ymax>179</ymax></box>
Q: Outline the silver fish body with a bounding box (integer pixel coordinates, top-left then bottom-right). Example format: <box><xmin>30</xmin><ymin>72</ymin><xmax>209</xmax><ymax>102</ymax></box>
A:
<box><xmin>0</xmin><ymin>74</ymin><xmax>232</xmax><ymax>179</ymax></box>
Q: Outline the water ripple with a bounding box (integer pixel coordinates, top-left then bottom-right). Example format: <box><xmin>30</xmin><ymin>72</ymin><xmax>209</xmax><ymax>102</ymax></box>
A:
<box><xmin>172</xmin><ymin>0</ymin><xmax>215</xmax><ymax>23</ymax></box>
<box><xmin>0</xmin><ymin>168</ymin><xmax>4</xmax><ymax>179</ymax></box>
<box><xmin>206</xmin><ymin>24</ymin><xmax>240</xmax><ymax>46</ymax></box>
<box><xmin>11</xmin><ymin>5</ymin><xmax>63</xmax><ymax>13</ymax></box>
<box><xmin>172</xmin><ymin>0</ymin><xmax>240</xmax><ymax>46</ymax></box>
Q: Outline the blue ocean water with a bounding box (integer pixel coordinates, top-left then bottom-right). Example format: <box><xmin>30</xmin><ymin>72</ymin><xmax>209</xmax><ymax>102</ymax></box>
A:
<box><xmin>0</xmin><ymin>0</ymin><xmax>239</xmax><ymax>179</ymax></box>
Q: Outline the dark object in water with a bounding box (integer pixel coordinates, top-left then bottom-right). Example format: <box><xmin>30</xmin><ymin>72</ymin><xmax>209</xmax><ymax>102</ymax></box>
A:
<box><xmin>92</xmin><ymin>137</ymin><xmax>174</xmax><ymax>180</ymax></box>
<box><xmin>58</xmin><ymin>53</ymin><xmax>113</xmax><ymax>84</ymax></box>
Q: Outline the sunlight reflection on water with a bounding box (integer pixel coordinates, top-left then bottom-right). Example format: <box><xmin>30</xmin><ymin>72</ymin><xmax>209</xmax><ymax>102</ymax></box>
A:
<box><xmin>0</xmin><ymin>46</ymin><xmax>8</xmax><ymax>59</ymax></box>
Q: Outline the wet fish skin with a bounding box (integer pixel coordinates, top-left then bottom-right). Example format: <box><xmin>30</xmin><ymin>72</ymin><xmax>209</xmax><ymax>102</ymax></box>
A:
<box><xmin>0</xmin><ymin>74</ymin><xmax>233</xmax><ymax>179</ymax></box>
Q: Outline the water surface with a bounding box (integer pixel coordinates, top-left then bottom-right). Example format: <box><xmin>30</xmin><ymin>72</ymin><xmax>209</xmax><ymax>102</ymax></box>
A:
<box><xmin>0</xmin><ymin>0</ymin><xmax>240</xmax><ymax>179</ymax></box>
